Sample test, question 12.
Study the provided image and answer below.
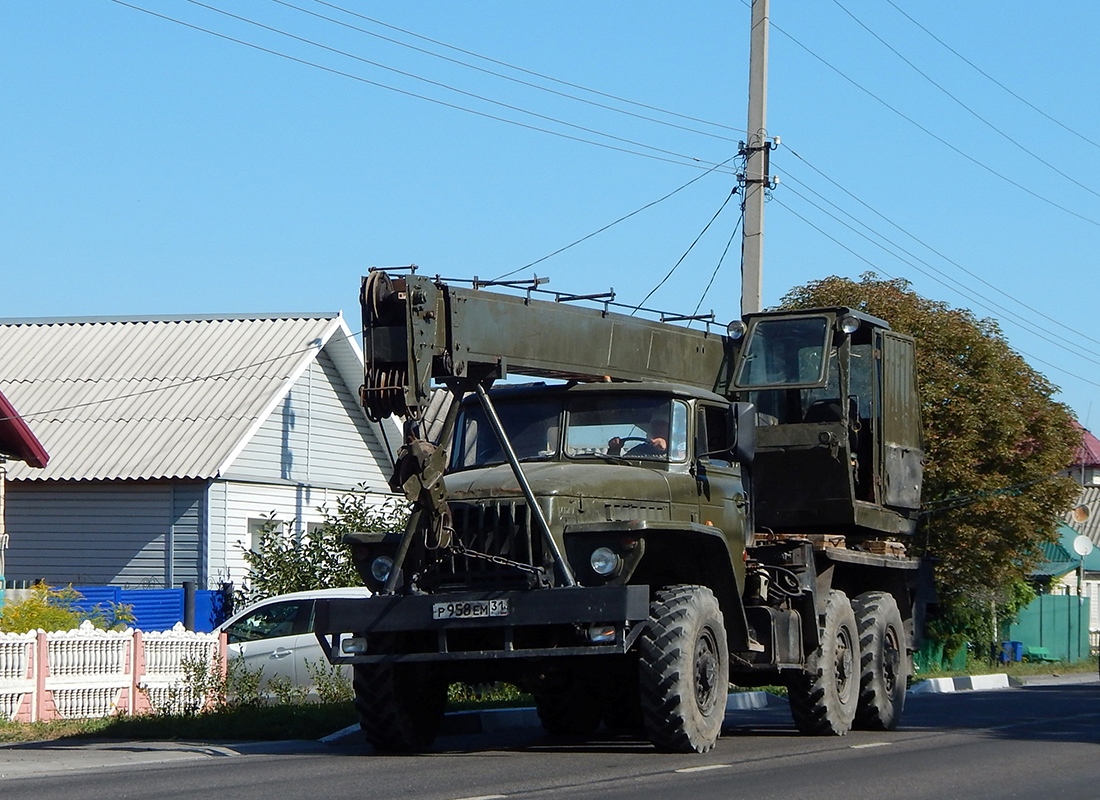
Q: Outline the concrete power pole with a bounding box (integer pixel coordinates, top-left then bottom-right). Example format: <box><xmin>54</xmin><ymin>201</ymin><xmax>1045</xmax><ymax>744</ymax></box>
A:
<box><xmin>741</xmin><ymin>0</ymin><xmax>770</xmax><ymax>315</ymax></box>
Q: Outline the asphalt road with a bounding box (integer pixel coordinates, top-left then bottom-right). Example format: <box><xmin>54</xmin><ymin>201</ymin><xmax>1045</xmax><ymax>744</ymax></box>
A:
<box><xmin>3</xmin><ymin>674</ymin><xmax>1097</xmax><ymax>800</ymax></box>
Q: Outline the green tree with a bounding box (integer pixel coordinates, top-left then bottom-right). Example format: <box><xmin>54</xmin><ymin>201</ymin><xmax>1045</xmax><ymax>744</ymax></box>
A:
<box><xmin>239</xmin><ymin>491</ymin><xmax>408</xmax><ymax>606</ymax></box>
<box><xmin>780</xmin><ymin>275</ymin><xmax>1078</xmax><ymax>648</ymax></box>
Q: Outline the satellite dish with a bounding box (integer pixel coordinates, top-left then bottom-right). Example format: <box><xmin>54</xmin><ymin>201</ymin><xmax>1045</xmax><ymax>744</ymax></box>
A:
<box><xmin>1071</xmin><ymin>504</ymin><xmax>1091</xmax><ymax>524</ymax></box>
<box><xmin>1072</xmin><ymin>534</ymin><xmax>1094</xmax><ymax>558</ymax></box>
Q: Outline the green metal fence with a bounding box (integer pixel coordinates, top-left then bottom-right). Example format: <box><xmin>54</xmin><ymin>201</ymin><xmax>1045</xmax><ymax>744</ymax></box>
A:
<box><xmin>1004</xmin><ymin>594</ymin><xmax>1091</xmax><ymax>662</ymax></box>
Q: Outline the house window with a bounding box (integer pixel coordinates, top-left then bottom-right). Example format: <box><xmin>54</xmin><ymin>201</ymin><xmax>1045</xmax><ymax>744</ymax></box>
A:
<box><xmin>247</xmin><ymin>517</ymin><xmax>286</xmax><ymax>553</ymax></box>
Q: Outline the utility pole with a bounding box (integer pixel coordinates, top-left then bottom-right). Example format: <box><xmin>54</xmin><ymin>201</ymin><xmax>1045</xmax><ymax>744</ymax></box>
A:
<box><xmin>741</xmin><ymin>0</ymin><xmax>770</xmax><ymax>315</ymax></box>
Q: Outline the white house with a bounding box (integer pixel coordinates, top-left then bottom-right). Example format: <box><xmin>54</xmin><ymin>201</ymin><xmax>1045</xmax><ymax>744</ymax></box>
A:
<box><xmin>0</xmin><ymin>313</ymin><xmax>399</xmax><ymax>589</ymax></box>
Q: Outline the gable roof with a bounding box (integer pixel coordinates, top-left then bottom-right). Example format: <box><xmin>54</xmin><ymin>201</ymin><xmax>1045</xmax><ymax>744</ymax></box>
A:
<box><xmin>1072</xmin><ymin>420</ymin><xmax>1100</xmax><ymax>468</ymax></box>
<box><xmin>1036</xmin><ymin>522</ymin><xmax>1100</xmax><ymax>577</ymax></box>
<box><xmin>0</xmin><ymin>388</ymin><xmax>49</xmax><ymax>468</ymax></box>
<box><xmin>0</xmin><ymin>313</ymin><xmax>369</xmax><ymax>481</ymax></box>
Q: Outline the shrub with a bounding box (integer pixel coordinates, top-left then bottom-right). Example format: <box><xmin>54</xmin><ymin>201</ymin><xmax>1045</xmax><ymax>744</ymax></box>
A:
<box><xmin>0</xmin><ymin>584</ymin><xmax>134</xmax><ymax>633</ymax></box>
<box><xmin>238</xmin><ymin>490</ymin><xmax>408</xmax><ymax>606</ymax></box>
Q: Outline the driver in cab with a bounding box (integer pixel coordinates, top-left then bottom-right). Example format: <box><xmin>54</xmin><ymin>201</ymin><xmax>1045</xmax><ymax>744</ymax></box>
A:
<box><xmin>608</xmin><ymin>414</ymin><xmax>669</xmax><ymax>457</ymax></box>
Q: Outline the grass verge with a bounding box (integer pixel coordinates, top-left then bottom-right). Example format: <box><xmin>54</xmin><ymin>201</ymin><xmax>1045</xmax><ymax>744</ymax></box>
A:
<box><xmin>0</xmin><ymin>703</ymin><xmax>358</xmax><ymax>745</ymax></box>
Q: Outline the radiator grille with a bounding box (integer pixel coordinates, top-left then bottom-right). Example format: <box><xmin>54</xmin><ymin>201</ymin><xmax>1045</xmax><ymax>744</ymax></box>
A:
<box><xmin>433</xmin><ymin>501</ymin><xmax>546</xmax><ymax>589</ymax></box>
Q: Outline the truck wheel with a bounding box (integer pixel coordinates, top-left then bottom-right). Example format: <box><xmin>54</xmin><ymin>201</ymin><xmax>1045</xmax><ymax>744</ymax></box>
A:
<box><xmin>353</xmin><ymin>662</ymin><xmax>446</xmax><ymax>752</ymax></box>
<box><xmin>533</xmin><ymin>672</ymin><xmax>603</xmax><ymax>736</ymax></box>
<box><xmin>852</xmin><ymin>591</ymin><xmax>907</xmax><ymax>730</ymax></box>
<box><xmin>788</xmin><ymin>589</ymin><xmax>859</xmax><ymax>736</ymax></box>
<box><xmin>638</xmin><ymin>585</ymin><xmax>729</xmax><ymax>753</ymax></box>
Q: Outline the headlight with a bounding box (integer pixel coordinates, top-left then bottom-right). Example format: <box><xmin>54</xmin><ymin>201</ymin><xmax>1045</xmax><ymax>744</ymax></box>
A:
<box><xmin>590</xmin><ymin>546</ymin><xmax>622</xmax><ymax>576</ymax></box>
<box><xmin>726</xmin><ymin>320</ymin><xmax>747</xmax><ymax>340</ymax></box>
<box><xmin>839</xmin><ymin>314</ymin><xmax>860</xmax><ymax>334</ymax></box>
<box><xmin>370</xmin><ymin>555</ymin><xmax>394</xmax><ymax>583</ymax></box>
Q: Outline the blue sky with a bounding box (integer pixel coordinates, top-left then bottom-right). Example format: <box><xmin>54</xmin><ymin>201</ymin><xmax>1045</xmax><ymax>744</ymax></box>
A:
<box><xmin>3</xmin><ymin>2</ymin><xmax>1099</xmax><ymax>424</ymax></box>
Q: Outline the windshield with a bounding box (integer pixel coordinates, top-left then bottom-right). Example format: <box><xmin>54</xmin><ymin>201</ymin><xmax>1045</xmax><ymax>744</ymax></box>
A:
<box><xmin>735</xmin><ymin>316</ymin><xmax>831</xmax><ymax>388</ymax></box>
<box><xmin>451</xmin><ymin>400</ymin><xmax>561</xmax><ymax>469</ymax></box>
<box><xmin>565</xmin><ymin>395</ymin><xmax>688</xmax><ymax>461</ymax></box>
<box><xmin>450</xmin><ymin>393</ymin><xmax>689</xmax><ymax>469</ymax></box>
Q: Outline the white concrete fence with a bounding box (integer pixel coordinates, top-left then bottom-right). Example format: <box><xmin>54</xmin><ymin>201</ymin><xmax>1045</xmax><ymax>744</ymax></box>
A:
<box><xmin>0</xmin><ymin>621</ymin><xmax>227</xmax><ymax>722</ymax></box>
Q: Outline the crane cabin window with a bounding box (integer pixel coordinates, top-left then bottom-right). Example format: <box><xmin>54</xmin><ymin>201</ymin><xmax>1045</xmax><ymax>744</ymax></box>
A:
<box><xmin>735</xmin><ymin>316</ymin><xmax>831</xmax><ymax>388</ymax></box>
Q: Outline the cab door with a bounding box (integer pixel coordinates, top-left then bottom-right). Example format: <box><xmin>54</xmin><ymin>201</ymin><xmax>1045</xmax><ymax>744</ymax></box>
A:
<box><xmin>694</xmin><ymin>403</ymin><xmax>750</xmax><ymax>550</ymax></box>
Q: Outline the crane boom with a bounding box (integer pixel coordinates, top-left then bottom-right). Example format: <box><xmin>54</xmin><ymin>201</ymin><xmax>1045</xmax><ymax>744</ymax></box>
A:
<box><xmin>361</xmin><ymin>271</ymin><xmax>735</xmax><ymax>419</ymax></box>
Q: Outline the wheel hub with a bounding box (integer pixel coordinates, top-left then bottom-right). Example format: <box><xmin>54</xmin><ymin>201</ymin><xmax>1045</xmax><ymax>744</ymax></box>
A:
<box><xmin>882</xmin><ymin>626</ymin><xmax>901</xmax><ymax>692</ymax></box>
<box><xmin>694</xmin><ymin>628</ymin><xmax>720</xmax><ymax>709</ymax></box>
<box><xmin>835</xmin><ymin>627</ymin><xmax>854</xmax><ymax>702</ymax></box>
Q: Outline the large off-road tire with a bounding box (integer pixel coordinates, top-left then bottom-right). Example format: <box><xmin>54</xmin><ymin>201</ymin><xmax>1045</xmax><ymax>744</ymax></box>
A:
<box><xmin>638</xmin><ymin>585</ymin><xmax>729</xmax><ymax>753</ymax></box>
<box><xmin>852</xmin><ymin>591</ymin><xmax>908</xmax><ymax>731</ymax></box>
<box><xmin>353</xmin><ymin>662</ymin><xmax>447</xmax><ymax>752</ymax></box>
<box><xmin>788</xmin><ymin>589</ymin><xmax>860</xmax><ymax>736</ymax></box>
<box><xmin>533</xmin><ymin>672</ymin><xmax>603</xmax><ymax>736</ymax></box>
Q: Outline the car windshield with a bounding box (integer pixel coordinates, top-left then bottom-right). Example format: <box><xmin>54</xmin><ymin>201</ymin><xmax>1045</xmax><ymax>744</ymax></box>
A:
<box><xmin>450</xmin><ymin>393</ymin><xmax>689</xmax><ymax>469</ymax></box>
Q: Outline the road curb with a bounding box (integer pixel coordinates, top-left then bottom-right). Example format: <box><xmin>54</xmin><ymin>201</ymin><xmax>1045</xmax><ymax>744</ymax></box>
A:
<box><xmin>908</xmin><ymin>673</ymin><xmax>1011</xmax><ymax>694</ymax></box>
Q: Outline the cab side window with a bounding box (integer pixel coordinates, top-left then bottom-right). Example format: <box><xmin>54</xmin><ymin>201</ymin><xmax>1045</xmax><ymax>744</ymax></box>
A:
<box><xmin>697</xmin><ymin>405</ymin><xmax>733</xmax><ymax>468</ymax></box>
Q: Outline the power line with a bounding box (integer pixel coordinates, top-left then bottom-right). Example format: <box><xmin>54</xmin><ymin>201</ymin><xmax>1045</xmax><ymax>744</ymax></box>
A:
<box><xmin>632</xmin><ymin>187</ymin><xmax>740</xmax><ymax>313</ymax></box>
<box><xmin>831</xmin><ymin>0</ymin><xmax>1100</xmax><ymax>202</ymax></box>
<box><xmin>778</xmin><ymin>175</ymin><xmax>1100</xmax><ymax>369</ymax></box>
<box><xmin>308</xmin><ymin>0</ymin><xmax>746</xmax><ymax>137</ymax></box>
<box><xmin>107</xmin><ymin>0</ymin><xmax>732</xmax><ymax>174</ymax></box>
<box><xmin>694</xmin><ymin>207</ymin><xmax>744</xmax><ymax>318</ymax></box>
<box><xmin>884</xmin><ymin>0</ymin><xmax>1100</xmax><ymax>153</ymax></box>
<box><xmin>268</xmin><ymin>0</ymin><xmax>741</xmax><ymax>145</ymax></box>
<box><xmin>761</xmin><ymin>6</ymin><xmax>1100</xmax><ymax>230</ymax></box>
<box><xmin>493</xmin><ymin>155</ymin><xmax>740</xmax><ymax>282</ymax></box>
<box><xmin>782</xmin><ymin>146</ymin><xmax>1100</xmax><ymax>351</ymax></box>
<box><xmin>772</xmin><ymin>194</ymin><xmax>1100</xmax><ymax>391</ymax></box>
<box><xmin>180</xmin><ymin>0</ymin><xmax>724</xmax><ymax>169</ymax></box>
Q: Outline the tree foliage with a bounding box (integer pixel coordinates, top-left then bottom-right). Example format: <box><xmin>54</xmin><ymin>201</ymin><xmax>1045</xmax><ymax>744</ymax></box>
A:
<box><xmin>780</xmin><ymin>275</ymin><xmax>1079</xmax><ymax>634</ymax></box>
<box><xmin>239</xmin><ymin>492</ymin><xmax>408</xmax><ymax>606</ymax></box>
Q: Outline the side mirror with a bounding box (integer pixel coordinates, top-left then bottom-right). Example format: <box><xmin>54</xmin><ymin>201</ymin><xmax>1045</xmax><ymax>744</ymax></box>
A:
<box><xmin>731</xmin><ymin>402</ymin><xmax>756</xmax><ymax>464</ymax></box>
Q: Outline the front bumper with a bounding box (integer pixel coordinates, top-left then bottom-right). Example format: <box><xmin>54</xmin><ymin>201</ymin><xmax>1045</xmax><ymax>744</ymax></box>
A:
<box><xmin>314</xmin><ymin>585</ymin><xmax>650</xmax><ymax>664</ymax></box>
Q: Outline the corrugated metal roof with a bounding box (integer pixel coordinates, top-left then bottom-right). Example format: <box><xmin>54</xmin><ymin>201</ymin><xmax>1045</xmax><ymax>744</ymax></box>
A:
<box><xmin>0</xmin><ymin>314</ymin><xmax>364</xmax><ymax>481</ymax></box>
<box><xmin>1067</xmin><ymin>485</ymin><xmax>1100</xmax><ymax>548</ymax></box>
<box><xmin>1033</xmin><ymin>523</ymin><xmax>1100</xmax><ymax>577</ymax></box>
<box><xmin>0</xmin><ymin>388</ymin><xmax>49</xmax><ymax>467</ymax></box>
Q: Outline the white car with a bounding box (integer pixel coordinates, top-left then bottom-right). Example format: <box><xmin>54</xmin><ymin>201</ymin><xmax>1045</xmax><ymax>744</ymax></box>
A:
<box><xmin>220</xmin><ymin>587</ymin><xmax>373</xmax><ymax>690</ymax></box>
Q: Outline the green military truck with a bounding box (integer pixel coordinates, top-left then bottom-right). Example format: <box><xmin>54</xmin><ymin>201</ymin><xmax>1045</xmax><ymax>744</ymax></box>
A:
<box><xmin>314</xmin><ymin>269</ymin><xmax>927</xmax><ymax>753</ymax></box>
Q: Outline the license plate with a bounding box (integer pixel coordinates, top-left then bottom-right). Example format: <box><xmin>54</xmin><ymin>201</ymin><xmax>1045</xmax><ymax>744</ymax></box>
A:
<box><xmin>432</xmin><ymin>599</ymin><xmax>509</xmax><ymax>620</ymax></box>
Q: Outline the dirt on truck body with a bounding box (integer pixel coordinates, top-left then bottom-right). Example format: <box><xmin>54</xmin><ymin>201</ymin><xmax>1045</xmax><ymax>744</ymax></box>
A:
<box><xmin>313</xmin><ymin>269</ymin><xmax>929</xmax><ymax>753</ymax></box>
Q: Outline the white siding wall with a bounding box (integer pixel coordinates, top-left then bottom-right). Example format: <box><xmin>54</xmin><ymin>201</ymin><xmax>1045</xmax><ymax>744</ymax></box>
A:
<box><xmin>5</xmin><ymin>483</ymin><xmax>191</xmax><ymax>587</ymax></box>
<box><xmin>223</xmin><ymin>350</ymin><xmax>390</xmax><ymax>492</ymax></box>
<box><xmin>216</xmin><ymin>480</ymin><xmax>361</xmax><ymax>586</ymax></box>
